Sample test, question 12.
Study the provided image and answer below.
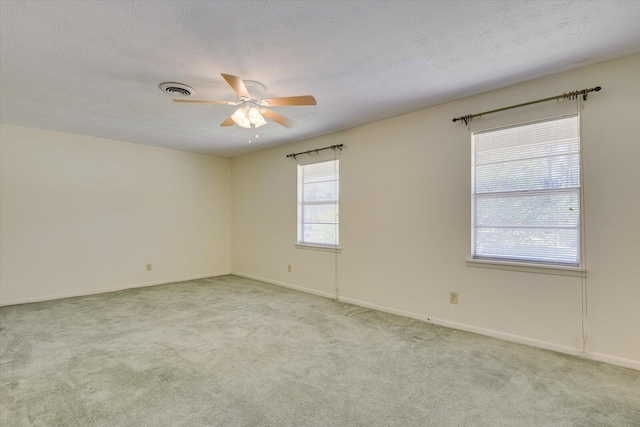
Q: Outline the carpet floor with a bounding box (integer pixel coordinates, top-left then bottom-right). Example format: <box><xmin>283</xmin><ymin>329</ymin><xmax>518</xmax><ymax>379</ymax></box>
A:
<box><xmin>1</xmin><ymin>275</ymin><xmax>639</xmax><ymax>426</ymax></box>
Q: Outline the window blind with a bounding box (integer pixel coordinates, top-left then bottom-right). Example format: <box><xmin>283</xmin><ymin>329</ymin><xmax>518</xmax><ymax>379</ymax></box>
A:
<box><xmin>472</xmin><ymin>115</ymin><xmax>581</xmax><ymax>266</ymax></box>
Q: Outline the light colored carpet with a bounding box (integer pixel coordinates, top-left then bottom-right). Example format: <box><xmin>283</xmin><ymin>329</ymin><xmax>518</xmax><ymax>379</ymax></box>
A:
<box><xmin>1</xmin><ymin>275</ymin><xmax>639</xmax><ymax>426</ymax></box>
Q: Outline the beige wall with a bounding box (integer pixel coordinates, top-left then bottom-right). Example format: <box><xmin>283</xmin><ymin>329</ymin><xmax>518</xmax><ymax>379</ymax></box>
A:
<box><xmin>0</xmin><ymin>125</ymin><xmax>231</xmax><ymax>305</ymax></box>
<box><xmin>231</xmin><ymin>54</ymin><xmax>640</xmax><ymax>368</ymax></box>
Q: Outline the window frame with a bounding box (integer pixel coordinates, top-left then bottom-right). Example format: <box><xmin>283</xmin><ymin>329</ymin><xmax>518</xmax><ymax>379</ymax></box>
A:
<box><xmin>469</xmin><ymin>114</ymin><xmax>585</xmax><ymax>272</ymax></box>
<box><xmin>297</xmin><ymin>159</ymin><xmax>340</xmax><ymax>249</ymax></box>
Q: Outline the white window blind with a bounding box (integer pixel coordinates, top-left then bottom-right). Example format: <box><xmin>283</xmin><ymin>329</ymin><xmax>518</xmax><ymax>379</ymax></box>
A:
<box><xmin>472</xmin><ymin>115</ymin><xmax>581</xmax><ymax>266</ymax></box>
<box><xmin>298</xmin><ymin>160</ymin><xmax>339</xmax><ymax>246</ymax></box>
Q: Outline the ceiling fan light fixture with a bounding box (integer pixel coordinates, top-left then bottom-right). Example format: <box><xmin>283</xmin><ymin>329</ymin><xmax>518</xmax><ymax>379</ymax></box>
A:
<box><xmin>248</xmin><ymin>107</ymin><xmax>267</xmax><ymax>127</ymax></box>
<box><xmin>231</xmin><ymin>107</ymin><xmax>251</xmax><ymax>128</ymax></box>
<box><xmin>232</xmin><ymin>106</ymin><xmax>267</xmax><ymax>128</ymax></box>
<box><xmin>248</xmin><ymin>107</ymin><xmax>261</xmax><ymax>122</ymax></box>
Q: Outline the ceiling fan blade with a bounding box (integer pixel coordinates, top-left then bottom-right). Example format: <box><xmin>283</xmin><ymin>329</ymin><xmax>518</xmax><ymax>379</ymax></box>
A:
<box><xmin>221</xmin><ymin>73</ymin><xmax>251</xmax><ymax>100</ymax></box>
<box><xmin>173</xmin><ymin>99</ymin><xmax>234</xmax><ymax>105</ymax></box>
<box><xmin>262</xmin><ymin>108</ymin><xmax>294</xmax><ymax>128</ymax></box>
<box><xmin>261</xmin><ymin>95</ymin><xmax>317</xmax><ymax>106</ymax></box>
<box><xmin>220</xmin><ymin>116</ymin><xmax>235</xmax><ymax>126</ymax></box>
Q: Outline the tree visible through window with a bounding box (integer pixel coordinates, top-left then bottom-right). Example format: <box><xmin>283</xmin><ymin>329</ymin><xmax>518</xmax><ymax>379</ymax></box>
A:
<box><xmin>472</xmin><ymin>115</ymin><xmax>581</xmax><ymax>266</ymax></box>
<box><xmin>297</xmin><ymin>160</ymin><xmax>339</xmax><ymax>246</ymax></box>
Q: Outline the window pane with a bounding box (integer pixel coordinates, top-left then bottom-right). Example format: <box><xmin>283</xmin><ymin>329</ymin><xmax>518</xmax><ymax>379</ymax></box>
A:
<box><xmin>475</xmin><ymin>191</ymin><xmax>579</xmax><ymax>228</ymax></box>
<box><xmin>475</xmin><ymin>227</ymin><xmax>580</xmax><ymax>265</ymax></box>
<box><xmin>475</xmin><ymin>153</ymin><xmax>580</xmax><ymax>193</ymax></box>
<box><xmin>475</xmin><ymin>138</ymin><xmax>580</xmax><ymax>165</ymax></box>
<box><xmin>474</xmin><ymin>116</ymin><xmax>579</xmax><ymax>164</ymax></box>
<box><xmin>302</xmin><ymin>161</ymin><xmax>339</xmax><ymax>183</ymax></box>
<box><xmin>302</xmin><ymin>223</ymin><xmax>338</xmax><ymax>245</ymax></box>
<box><xmin>303</xmin><ymin>181</ymin><xmax>339</xmax><ymax>202</ymax></box>
<box><xmin>303</xmin><ymin>203</ymin><xmax>338</xmax><ymax>223</ymax></box>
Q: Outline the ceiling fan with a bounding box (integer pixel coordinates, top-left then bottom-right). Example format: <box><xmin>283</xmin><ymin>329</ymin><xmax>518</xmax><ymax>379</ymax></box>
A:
<box><xmin>173</xmin><ymin>73</ymin><xmax>317</xmax><ymax>129</ymax></box>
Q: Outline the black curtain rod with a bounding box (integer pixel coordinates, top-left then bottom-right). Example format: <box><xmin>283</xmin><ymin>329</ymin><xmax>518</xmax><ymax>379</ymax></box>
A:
<box><xmin>452</xmin><ymin>86</ymin><xmax>602</xmax><ymax>125</ymax></box>
<box><xmin>286</xmin><ymin>144</ymin><xmax>344</xmax><ymax>159</ymax></box>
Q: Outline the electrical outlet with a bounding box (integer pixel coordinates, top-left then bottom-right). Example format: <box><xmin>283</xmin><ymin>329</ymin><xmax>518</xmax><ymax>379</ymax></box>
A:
<box><xmin>146</xmin><ymin>263</ymin><xmax>152</xmax><ymax>272</ymax></box>
<box><xmin>288</xmin><ymin>265</ymin><xmax>292</xmax><ymax>273</ymax></box>
<box><xmin>449</xmin><ymin>291</ymin><xmax>458</xmax><ymax>304</ymax></box>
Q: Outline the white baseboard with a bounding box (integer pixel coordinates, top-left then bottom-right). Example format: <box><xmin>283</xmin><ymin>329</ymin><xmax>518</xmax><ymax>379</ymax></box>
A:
<box><xmin>338</xmin><ymin>295</ymin><xmax>583</xmax><ymax>356</ymax></box>
<box><xmin>585</xmin><ymin>351</ymin><xmax>640</xmax><ymax>371</ymax></box>
<box><xmin>0</xmin><ymin>271</ymin><xmax>230</xmax><ymax>307</ymax></box>
<box><xmin>231</xmin><ymin>271</ymin><xmax>336</xmax><ymax>300</ymax></box>
<box><xmin>337</xmin><ymin>295</ymin><xmax>639</xmax><ymax>371</ymax></box>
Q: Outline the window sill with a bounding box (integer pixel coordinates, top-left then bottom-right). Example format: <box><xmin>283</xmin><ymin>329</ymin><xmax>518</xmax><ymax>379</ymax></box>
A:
<box><xmin>295</xmin><ymin>243</ymin><xmax>341</xmax><ymax>253</ymax></box>
<box><xmin>466</xmin><ymin>258</ymin><xmax>586</xmax><ymax>277</ymax></box>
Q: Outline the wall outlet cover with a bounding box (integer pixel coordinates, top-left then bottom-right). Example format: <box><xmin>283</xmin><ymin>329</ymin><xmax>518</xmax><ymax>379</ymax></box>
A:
<box><xmin>450</xmin><ymin>292</ymin><xmax>458</xmax><ymax>304</ymax></box>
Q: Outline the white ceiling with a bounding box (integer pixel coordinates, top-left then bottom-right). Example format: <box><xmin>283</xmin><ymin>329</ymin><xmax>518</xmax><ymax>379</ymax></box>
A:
<box><xmin>1</xmin><ymin>1</ymin><xmax>639</xmax><ymax>157</ymax></box>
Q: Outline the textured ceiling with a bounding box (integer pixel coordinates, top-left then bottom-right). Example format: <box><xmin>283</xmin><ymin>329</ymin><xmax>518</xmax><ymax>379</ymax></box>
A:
<box><xmin>1</xmin><ymin>1</ymin><xmax>639</xmax><ymax>157</ymax></box>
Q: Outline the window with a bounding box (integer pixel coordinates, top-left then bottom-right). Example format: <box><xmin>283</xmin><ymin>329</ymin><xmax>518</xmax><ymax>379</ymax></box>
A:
<box><xmin>471</xmin><ymin>115</ymin><xmax>581</xmax><ymax>266</ymax></box>
<box><xmin>297</xmin><ymin>160</ymin><xmax>339</xmax><ymax>247</ymax></box>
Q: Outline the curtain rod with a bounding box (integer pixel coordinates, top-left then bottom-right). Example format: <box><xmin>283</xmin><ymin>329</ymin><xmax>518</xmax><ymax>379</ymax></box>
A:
<box><xmin>286</xmin><ymin>144</ymin><xmax>344</xmax><ymax>159</ymax></box>
<box><xmin>452</xmin><ymin>86</ymin><xmax>601</xmax><ymax>125</ymax></box>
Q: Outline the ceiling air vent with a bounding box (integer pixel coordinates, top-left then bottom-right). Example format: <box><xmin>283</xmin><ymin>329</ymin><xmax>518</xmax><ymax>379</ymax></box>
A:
<box><xmin>159</xmin><ymin>82</ymin><xmax>194</xmax><ymax>97</ymax></box>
